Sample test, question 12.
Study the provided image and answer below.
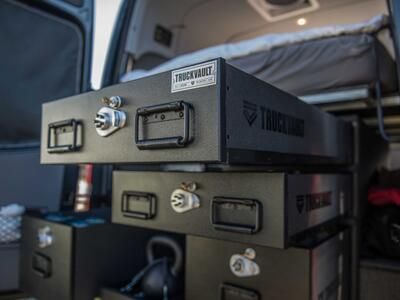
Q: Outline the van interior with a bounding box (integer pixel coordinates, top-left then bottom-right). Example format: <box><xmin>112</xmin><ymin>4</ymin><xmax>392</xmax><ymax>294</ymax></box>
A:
<box><xmin>1</xmin><ymin>0</ymin><xmax>400</xmax><ymax>299</ymax></box>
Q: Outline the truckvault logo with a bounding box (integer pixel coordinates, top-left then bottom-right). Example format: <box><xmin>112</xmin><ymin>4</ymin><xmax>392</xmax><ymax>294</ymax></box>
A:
<box><xmin>174</xmin><ymin>66</ymin><xmax>213</xmax><ymax>83</ymax></box>
<box><xmin>171</xmin><ymin>61</ymin><xmax>217</xmax><ymax>93</ymax></box>
<box><xmin>242</xmin><ymin>100</ymin><xmax>305</xmax><ymax>137</ymax></box>
<box><xmin>243</xmin><ymin>101</ymin><xmax>258</xmax><ymax>126</ymax></box>
<box><xmin>296</xmin><ymin>191</ymin><xmax>332</xmax><ymax>214</ymax></box>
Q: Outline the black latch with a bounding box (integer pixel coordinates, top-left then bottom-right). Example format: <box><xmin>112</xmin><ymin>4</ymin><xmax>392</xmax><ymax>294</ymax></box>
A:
<box><xmin>47</xmin><ymin>119</ymin><xmax>82</xmax><ymax>153</ymax></box>
<box><xmin>220</xmin><ymin>284</ymin><xmax>260</xmax><ymax>300</ymax></box>
<box><xmin>211</xmin><ymin>197</ymin><xmax>262</xmax><ymax>234</ymax></box>
<box><xmin>32</xmin><ymin>252</ymin><xmax>52</xmax><ymax>278</ymax></box>
<box><xmin>121</xmin><ymin>191</ymin><xmax>157</xmax><ymax>219</ymax></box>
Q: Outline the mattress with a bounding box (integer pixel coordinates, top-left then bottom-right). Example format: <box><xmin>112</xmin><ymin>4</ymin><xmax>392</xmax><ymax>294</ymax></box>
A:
<box><xmin>229</xmin><ymin>33</ymin><xmax>397</xmax><ymax>96</ymax></box>
<box><xmin>125</xmin><ymin>34</ymin><xmax>397</xmax><ymax>98</ymax></box>
<box><xmin>122</xmin><ymin>15</ymin><xmax>397</xmax><ymax>99</ymax></box>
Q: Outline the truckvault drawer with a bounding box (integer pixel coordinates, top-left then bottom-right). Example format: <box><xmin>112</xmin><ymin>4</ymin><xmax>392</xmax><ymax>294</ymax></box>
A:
<box><xmin>41</xmin><ymin>58</ymin><xmax>352</xmax><ymax>166</ymax></box>
<box><xmin>185</xmin><ymin>233</ymin><xmax>349</xmax><ymax>300</ymax></box>
<box><xmin>112</xmin><ymin>171</ymin><xmax>351</xmax><ymax>248</ymax></box>
<box><xmin>20</xmin><ymin>212</ymin><xmax>162</xmax><ymax>300</ymax></box>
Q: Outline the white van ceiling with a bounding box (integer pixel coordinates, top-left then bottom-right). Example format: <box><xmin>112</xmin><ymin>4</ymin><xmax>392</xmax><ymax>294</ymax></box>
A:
<box><xmin>125</xmin><ymin>0</ymin><xmax>387</xmax><ymax>63</ymax></box>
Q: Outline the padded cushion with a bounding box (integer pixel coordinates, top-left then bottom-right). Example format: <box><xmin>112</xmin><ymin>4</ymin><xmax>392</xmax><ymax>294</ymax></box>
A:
<box><xmin>229</xmin><ymin>34</ymin><xmax>398</xmax><ymax>96</ymax></box>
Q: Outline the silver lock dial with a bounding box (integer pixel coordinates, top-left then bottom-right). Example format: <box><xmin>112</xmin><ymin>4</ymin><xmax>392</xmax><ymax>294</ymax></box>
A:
<box><xmin>170</xmin><ymin>188</ymin><xmax>200</xmax><ymax>213</ymax></box>
<box><xmin>94</xmin><ymin>106</ymin><xmax>127</xmax><ymax>137</ymax></box>
<box><xmin>229</xmin><ymin>248</ymin><xmax>260</xmax><ymax>277</ymax></box>
<box><xmin>37</xmin><ymin>226</ymin><xmax>54</xmax><ymax>248</ymax></box>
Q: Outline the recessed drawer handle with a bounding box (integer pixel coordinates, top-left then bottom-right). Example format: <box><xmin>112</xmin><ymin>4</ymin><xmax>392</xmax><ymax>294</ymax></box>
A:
<box><xmin>32</xmin><ymin>252</ymin><xmax>52</xmax><ymax>278</ymax></box>
<box><xmin>121</xmin><ymin>191</ymin><xmax>157</xmax><ymax>219</ymax></box>
<box><xmin>220</xmin><ymin>283</ymin><xmax>260</xmax><ymax>300</ymax></box>
<box><xmin>211</xmin><ymin>197</ymin><xmax>262</xmax><ymax>234</ymax></box>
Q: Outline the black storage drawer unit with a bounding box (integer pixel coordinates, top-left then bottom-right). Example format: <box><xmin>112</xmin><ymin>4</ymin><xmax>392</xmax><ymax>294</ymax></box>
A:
<box><xmin>41</xmin><ymin>58</ymin><xmax>352</xmax><ymax>166</ymax></box>
<box><xmin>20</xmin><ymin>212</ymin><xmax>163</xmax><ymax>300</ymax></box>
<box><xmin>185</xmin><ymin>233</ymin><xmax>349</xmax><ymax>300</ymax></box>
<box><xmin>112</xmin><ymin>171</ymin><xmax>351</xmax><ymax>248</ymax></box>
<box><xmin>360</xmin><ymin>259</ymin><xmax>400</xmax><ymax>300</ymax></box>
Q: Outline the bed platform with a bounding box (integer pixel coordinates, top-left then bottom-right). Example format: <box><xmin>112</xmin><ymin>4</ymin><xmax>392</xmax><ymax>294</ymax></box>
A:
<box><xmin>229</xmin><ymin>33</ymin><xmax>397</xmax><ymax>103</ymax></box>
<box><xmin>122</xmin><ymin>15</ymin><xmax>397</xmax><ymax>109</ymax></box>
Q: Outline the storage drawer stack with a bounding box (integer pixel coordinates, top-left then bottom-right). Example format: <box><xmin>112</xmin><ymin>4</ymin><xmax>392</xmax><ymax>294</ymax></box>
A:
<box><xmin>20</xmin><ymin>211</ymin><xmax>171</xmax><ymax>300</ymax></box>
<box><xmin>38</xmin><ymin>58</ymin><xmax>353</xmax><ymax>300</ymax></box>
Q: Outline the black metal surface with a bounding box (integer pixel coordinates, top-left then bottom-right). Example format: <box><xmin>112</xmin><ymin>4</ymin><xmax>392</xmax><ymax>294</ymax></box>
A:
<box><xmin>20</xmin><ymin>213</ymin><xmax>165</xmax><ymax>300</ymax></box>
<box><xmin>185</xmin><ymin>233</ymin><xmax>348</xmax><ymax>300</ymax></box>
<box><xmin>360</xmin><ymin>259</ymin><xmax>400</xmax><ymax>300</ymax></box>
<box><xmin>112</xmin><ymin>171</ymin><xmax>351</xmax><ymax>249</ymax></box>
<box><xmin>41</xmin><ymin>58</ymin><xmax>352</xmax><ymax>166</ymax></box>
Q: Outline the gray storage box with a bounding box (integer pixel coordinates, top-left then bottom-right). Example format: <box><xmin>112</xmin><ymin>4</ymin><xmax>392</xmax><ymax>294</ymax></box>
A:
<box><xmin>112</xmin><ymin>171</ymin><xmax>351</xmax><ymax>249</ymax></box>
<box><xmin>41</xmin><ymin>58</ymin><xmax>352</xmax><ymax>166</ymax></box>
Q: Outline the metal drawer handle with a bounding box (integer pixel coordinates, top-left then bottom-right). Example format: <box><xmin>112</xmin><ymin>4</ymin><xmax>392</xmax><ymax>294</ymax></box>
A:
<box><xmin>47</xmin><ymin>119</ymin><xmax>82</xmax><ymax>153</ymax></box>
<box><xmin>135</xmin><ymin>101</ymin><xmax>193</xmax><ymax>150</ymax></box>
<box><xmin>211</xmin><ymin>197</ymin><xmax>262</xmax><ymax>234</ymax></box>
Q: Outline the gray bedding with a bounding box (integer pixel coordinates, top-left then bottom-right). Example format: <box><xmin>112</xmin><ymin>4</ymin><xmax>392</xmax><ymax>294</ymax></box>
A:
<box><xmin>229</xmin><ymin>33</ymin><xmax>397</xmax><ymax>96</ymax></box>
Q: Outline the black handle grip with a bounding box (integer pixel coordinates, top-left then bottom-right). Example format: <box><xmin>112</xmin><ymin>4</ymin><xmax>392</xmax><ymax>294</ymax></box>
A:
<box><xmin>32</xmin><ymin>252</ymin><xmax>52</xmax><ymax>278</ymax></box>
<box><xmin>211</xmin><ymin>197</ymin><xmax>261</xmax><ymax>234</ymax></box>
<box><xmin>121</xmin><ymin>191</ymin><xmax>156</xmax><ymax>219</ymax></box>
<box><xmin>135</xmin><ymin>101</ymin><xmax>192</xmax><ymax>150</ymax></box>
<box><xmin>47</xmin><ymin>119</ymin><xmax>82</xmax><ymax>153</ymax></box>
<box><xmin>220</xmin><ymin>284</ymin><xmax>260</xmax><ymax>300</ymax></box>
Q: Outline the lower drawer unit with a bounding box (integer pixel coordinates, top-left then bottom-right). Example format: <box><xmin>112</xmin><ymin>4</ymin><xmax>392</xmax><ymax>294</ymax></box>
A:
<box><xmin>360</xmin><ymin>259</ymin><xmax>400</xmax><ymax>300</ymax></box>
<box><xmin>112</xmin><ymin>171</ymin><xmax>351</xmax><ymax>248</ymax></box>
<box><xmin>20</xmin><ymin>212</ymin><xmax>180</xmax><ymax>300</ymax></box>
<box><xmin>185</xmin><ymin>233</ymin><xmax>349</xmax><ymax>300</ymax></box>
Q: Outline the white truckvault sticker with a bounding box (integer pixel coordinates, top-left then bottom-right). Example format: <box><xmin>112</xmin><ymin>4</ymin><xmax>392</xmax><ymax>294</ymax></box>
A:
<box><xmin>171</xmin><ymin>60</ymin><xmax>217</xmax><ymax>93</ymax></box>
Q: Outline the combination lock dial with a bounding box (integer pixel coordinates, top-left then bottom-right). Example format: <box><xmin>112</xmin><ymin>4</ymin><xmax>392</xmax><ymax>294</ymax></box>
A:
<box><xmin>37</xmin><ymin>226</ymin><xmax>54</xmax><ymax>248</ymax></box>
